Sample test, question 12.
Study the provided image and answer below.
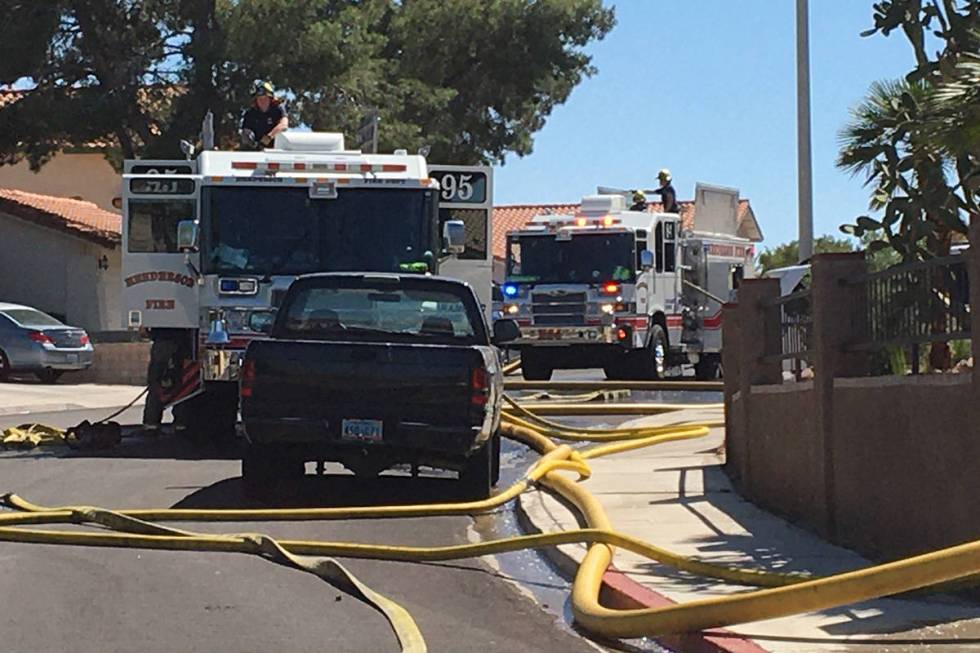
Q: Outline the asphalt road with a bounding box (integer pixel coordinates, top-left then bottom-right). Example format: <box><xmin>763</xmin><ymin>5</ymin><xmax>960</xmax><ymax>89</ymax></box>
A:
<box><xmin>0</xmin><ymin>369</ymin><xmax>715</xmax><ymax>653</ymax></box>
<box><xmin>0</xmin><ymin>405</ymin><xmax>611</xmax><ymax>653</ymax></box>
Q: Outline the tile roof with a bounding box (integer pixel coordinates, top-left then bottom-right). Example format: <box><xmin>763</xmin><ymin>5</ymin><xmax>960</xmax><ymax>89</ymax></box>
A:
<box><xmin>0</xmin><ymin>188</ymin><xmax>121</xmax><ymax>247</ymax></box>
<box><xmin>491</xmin><ymin>199</ymin><xmax>756</xmax><ymax>260</ymax></box>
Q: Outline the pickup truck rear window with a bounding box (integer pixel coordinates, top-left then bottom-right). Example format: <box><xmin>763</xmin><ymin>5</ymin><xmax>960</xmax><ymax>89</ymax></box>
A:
<box><xmin>278</xmin><ymin>283</ymin><xmax>483</xmax><ymax>345</ymax></box>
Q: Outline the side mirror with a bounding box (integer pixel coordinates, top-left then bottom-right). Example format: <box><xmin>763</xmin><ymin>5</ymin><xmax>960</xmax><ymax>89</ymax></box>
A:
<box><xmin>177</xmin><ymin>220</ymin><xmax>199</xmax><ymax>252</ymax></box>
<box><xmin>443</xmin><ymin>220</ymin><xmax>466</xmax><ymax>255</ymax></box>
<box><xmin>249</xmin><ymin>310</ymin><xmax>276</xmax><ymax>334</ymax></box>
<box><xmin>640</xmin><ymin>249</ymin><xmax>654</xmax><ymax>270</ymax></box>
<box><xmin>492</xmin><ymin>319</ymin><xmax>521</xmax><ymax>345</ymax></box>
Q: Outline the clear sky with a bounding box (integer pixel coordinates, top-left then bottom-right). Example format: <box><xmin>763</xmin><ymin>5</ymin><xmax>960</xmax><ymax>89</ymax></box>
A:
<box><xmin>492</xmin><ymin>0</ymin><xmax>914</xmax><ymax>250</ymax></box>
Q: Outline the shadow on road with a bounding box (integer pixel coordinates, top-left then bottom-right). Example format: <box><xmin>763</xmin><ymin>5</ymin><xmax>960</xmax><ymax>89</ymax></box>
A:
<box><xmin>173</xmin><ymin>469</ymin><xmax>484</xmax><ymax>510</ymax></box>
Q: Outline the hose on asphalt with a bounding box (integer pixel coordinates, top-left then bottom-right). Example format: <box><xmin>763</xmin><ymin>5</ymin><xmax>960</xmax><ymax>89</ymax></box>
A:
<box><xmin>1</xmin><ymin>395</ymin><xmax>978</xmax><ymax>650</ymax></box>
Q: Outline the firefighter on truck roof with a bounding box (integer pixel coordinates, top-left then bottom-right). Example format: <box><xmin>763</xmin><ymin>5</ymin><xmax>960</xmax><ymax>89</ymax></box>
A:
<box><xmin>653</xmin><ymin>169</ymin><xmax>679</xmax><ymax>213</ymax></box>
<box><xmin>240</xmin><ymin>81</ymin><xmax>289</xmax><ymax>149</ymax></box>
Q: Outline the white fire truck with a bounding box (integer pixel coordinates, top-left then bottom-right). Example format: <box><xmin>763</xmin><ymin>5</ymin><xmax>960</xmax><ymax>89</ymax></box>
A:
<box><xmin>502</xmin><ymin>185</ymin><xmax>756</xmax><ymax>380</ymax></box>
<box><xmin>120</xmin><ymin>131</ymin><xmax>493</xmax><ymax>438</ymax></box>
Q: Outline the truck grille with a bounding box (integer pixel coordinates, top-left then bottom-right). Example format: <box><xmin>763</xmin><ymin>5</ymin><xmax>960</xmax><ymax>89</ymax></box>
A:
<box><xmin>47</xmin><ymin>330</ymin><xmax>86</xmax><ymax>348</ymax></box>
<box><xmin>531</xmin><ymin>291</ymin><xmax>587</xmax><ymax>326</ymax></box>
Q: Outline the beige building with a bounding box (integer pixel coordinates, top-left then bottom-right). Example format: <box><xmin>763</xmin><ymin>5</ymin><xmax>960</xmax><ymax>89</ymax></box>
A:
<box><xmin>0</xmin><ymin>189</ymin><xmax>122</xmax><ymax>331</ymax></box>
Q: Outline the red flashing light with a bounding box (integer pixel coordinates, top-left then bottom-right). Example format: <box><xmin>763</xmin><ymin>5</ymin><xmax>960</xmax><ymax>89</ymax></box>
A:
<box><xmin>602</xmin><ymin>216</ymin><xmax>614</xmax><ymax>227</ymax></box>
<box><xmin>617</xmin><ymin>328</ymin><xmax>628</xmax><ymax>340</ymax></box>
<box><xmin>28</xmin><ymin>331</ymin><xmax>52</xmax><ymax>345</ymax></box>
<box><xmin>601</xmin><ymin>282</ymin><xmax>620</xmax><ymax>295</ymax></box>
<box><xmin>231</xmin><ymin>161</ymin><xmax>258</xmax><ymax>170</ymax></box>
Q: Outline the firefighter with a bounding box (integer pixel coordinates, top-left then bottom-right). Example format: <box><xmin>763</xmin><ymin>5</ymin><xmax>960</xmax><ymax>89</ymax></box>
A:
<box><xmin>240</xmin><ymin>81</ymin><xmax>288</xmax><ymax>149</ymax></box>
<box><xmin>630</xmin><ymin>190</ymin><xmax>648</xmax><ymax>212</ymax></box>
<box><xmin>653</xmin><ymin>169</ymin><xmax>679</xmax><ymax>214</ymax></box>
<box><xmin>140</xmin><ymin>329</ymin><xmax>185</xmax><ymax>435</ymax></box>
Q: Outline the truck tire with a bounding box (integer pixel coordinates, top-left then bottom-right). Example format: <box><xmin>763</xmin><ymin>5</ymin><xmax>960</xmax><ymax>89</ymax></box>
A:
<box><xmin>459</xmin><ymin>441</ymin><xmax>493</xmax><ymax>499</ymax></box>
<box><xmin>490</xmin><ymin>432</ymin><xmax>501</xmax><ymax>486</ymax></box>
<box><xmin>179</xmin><ymin>386</ymin><xmax>238</xmax><ymax>443</ymax></box>
<box><xmin>242</xmin><ymin>445</ymin><xmax>304</xmax><ymax>497</ymax></box>
<box><xmin>636</xmin><ymin>324</ymin><xmax>668</xmax><ymax>380</ymax></box>
<box><xmin>694</xmin><ymin>354</ymin><xmax>721</xmax><ymax>380</ymax></box>
<box><xmin>520</xmin><ymin>351</ymin><xmax>553</xmax><ymax>381</ymax></box>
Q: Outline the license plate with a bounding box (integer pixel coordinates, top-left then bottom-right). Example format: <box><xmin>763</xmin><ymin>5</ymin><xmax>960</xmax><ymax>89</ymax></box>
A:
<box><xmin>341</xmin><ymin>419</ymin><xmax>383</xmax><ymax>443</ymax></box>
<box><xmin>66</xmin><ymin>354</ymin><xmax>79</xmax><ymax>364</ymax></box>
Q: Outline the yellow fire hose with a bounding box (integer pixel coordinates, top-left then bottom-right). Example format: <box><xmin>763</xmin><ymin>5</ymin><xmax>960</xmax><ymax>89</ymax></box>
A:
<box><xmin>1</xmin><ymin>397</ymin><xmax>978</xmax><ymax>651</ymax></box>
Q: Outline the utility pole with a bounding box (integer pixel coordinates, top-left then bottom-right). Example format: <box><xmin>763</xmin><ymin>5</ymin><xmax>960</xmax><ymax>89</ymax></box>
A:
<box><xmin>796</xmin><ymin>0</ymin><xmax>814</xmax><ymax>262</ymax></box>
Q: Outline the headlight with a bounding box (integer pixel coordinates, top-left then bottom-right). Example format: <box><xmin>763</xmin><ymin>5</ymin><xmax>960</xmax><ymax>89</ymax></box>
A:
<box><xmin>505</xmin><ymin>303</ymin><xmax>520</xmax><ymax>315</ymax></box>
<box><xmin>601</xmin><ymin>303</ymin><xmax>615</xmax><ymax>314</ymax></box>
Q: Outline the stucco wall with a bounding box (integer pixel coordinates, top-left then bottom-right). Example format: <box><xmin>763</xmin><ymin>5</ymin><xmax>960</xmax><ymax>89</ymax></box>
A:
<box><xmin>72</xmin><ymin>342</ymin><xmax>150</xmax><ymax>386</ymax></box>
<box><xmin>0</xmin><ymin>213</ymin><xmax>121</xmax><ymax>331</ymax></box>
<box><xmin>0</xmin><ymin>153</ymin><xmax>120</xmax><ymax>212</ymax></box>
<box><xmin>744</xmin><ymin>384</ymin><xmax>821</xmax><ymax>527</ymax></box>
<box><xmin>832</xmin><ymin>375</ymin><xmax>980</xmax><ymax>559</ymax></box>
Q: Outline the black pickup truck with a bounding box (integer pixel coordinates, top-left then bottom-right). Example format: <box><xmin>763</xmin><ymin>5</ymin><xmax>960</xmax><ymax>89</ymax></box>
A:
<box><xmin>239</xmin><ymin>272</ymin><xmax>520</xmax><ymax>497</ymax></box>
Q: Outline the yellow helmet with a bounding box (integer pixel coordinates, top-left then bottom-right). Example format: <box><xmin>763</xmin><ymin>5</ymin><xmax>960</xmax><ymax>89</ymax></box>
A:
<box><xmin>252</xmin><ymin>80</ymin><xmax>276</xmax><ymax>97</ymax></box>
<box><xmin>632</xmin><ymin>190</ymin><xmax>646</xmax><ymax>202</ymax></box>
<box><xmin>658</xmin><ymin>168</ymin><xmax>672</xmax><ymax>182</ymax></box>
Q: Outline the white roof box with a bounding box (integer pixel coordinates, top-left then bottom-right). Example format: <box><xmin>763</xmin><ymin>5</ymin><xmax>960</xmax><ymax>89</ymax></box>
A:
<box><xmin>693</xmin><ymin>182</ymin><xmax>740</xmax><ymax>236</ymax></box>
<box><xmin>273</xmin><ymin>131</ymin><xmax>346</xmax><ymax>152</ymax></box>
<box><xmin>580</xmin><ymin>194</ymin><xmax>626</xmax><ymax>214</ymax></box>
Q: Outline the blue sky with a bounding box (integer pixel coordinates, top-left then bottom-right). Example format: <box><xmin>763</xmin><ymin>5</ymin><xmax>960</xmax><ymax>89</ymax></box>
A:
<box><xmin>493</xmin><ymin>1</ymin><xmax>914</xmax><ymax>250</ymax></box>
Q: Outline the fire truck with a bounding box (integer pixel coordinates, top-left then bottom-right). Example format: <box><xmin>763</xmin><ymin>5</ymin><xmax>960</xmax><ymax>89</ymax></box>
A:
<box><xmin>120</xmin><ymin>131</ymin><xmax>493</xmax><ymax>438</ymax></box>
<box><xmin>502</xmin><ymin>185</ymin><xmax>755</xmax><ymax>381</ymax></box>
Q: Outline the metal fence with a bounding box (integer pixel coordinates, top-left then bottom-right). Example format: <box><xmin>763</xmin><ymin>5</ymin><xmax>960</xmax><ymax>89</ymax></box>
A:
<box><xmin>847</xmin><ymin>255</ymin><xmax>971</xmax><ymax>373</ymax></box>
<box><xmin>762</xmin><ymin>288</ymin><xmax>813</xmax><ymax>375</ymax></box>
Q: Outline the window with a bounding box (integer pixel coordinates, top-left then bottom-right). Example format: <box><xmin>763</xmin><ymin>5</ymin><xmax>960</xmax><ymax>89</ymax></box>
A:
<box><xmin>657</xmin><ymin>220</ymin><xmax>677</xmax><ymax>273</ymax></box>
<box><xmin>128</xmin><ymin>200</ymin><xmax>195</xmax><ymax>253</ymax></box>
<box><xmin>279</xmin><ymin>280</ymin><xmax>485</xmax><ymax>346</ymax></box>
<box><xmin>635</xmin><ymin>229</ymin><xmax>648</xmax><ymax>270</ymax></box>
<box><xmin>1</xmin><ymin>309</ymin><xmax>64</xmax><ymax>327</ymax></box>
<box><xmin>439</xmin><ymin>208</ymin><xmax>487</xmax><ymax>260</ymax></box>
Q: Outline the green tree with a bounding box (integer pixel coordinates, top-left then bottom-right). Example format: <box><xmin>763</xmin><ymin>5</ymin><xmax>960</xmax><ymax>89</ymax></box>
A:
<box><xmin>0</xmin><ymin>0</ymin><xmax>615</xmax><ymax>169</ymax></box>
<box><xmin>756</xmin><ymin>235</ymin><xmax>855</xmax><ymax>274</ymax></box>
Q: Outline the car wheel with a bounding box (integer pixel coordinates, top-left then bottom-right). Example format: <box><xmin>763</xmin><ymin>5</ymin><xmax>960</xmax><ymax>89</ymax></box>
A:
<box><xmin>0</xmin><ymin>349</ymin><xmax>10</xmax><ymax>381</ymax></box>
<box><xmin>520</xmin><ymin>351</ymin><xmax>553</xmax><ymax>381</ymax></box>
<box><xmin>35</xmin><ymin>369</ymin><xmax>64</xmax><ymax>384</ymax></box>
<box><xmin>459</xmin><ymin>441</ymin><xmax>492</xmax><ymax>499</ymax></box>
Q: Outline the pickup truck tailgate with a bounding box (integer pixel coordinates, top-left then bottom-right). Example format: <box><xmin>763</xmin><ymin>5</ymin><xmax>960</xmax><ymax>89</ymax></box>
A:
<box><xmin>242</xmin><ymin>339</ymin><xmax>487</xmax><ymax>449</ymax></box>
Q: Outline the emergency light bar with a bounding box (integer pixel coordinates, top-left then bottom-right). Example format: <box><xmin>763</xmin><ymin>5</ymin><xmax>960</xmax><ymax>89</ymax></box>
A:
<box><xmin>231</xmin><ymin>161</ymin><xmax>407</xmax><ymax>173</ymax></box>
<box><xmin>541</xmin><ymin>216</ymin><xmax>622</xmax><ymax>230</ymax></box>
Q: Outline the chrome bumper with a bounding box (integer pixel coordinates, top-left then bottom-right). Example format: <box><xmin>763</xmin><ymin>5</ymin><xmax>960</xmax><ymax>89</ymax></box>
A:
<box><xmin>514</xmin><ymin>325</ymin><xmax>616</xmax><ymax>346</ymax></box>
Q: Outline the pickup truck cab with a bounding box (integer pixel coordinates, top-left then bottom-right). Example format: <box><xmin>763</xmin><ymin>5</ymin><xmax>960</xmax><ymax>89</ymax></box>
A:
<box><xmin>240</xmin><ymin>272</ymin><xmax>520</xmax><ymax>497</ymax></box>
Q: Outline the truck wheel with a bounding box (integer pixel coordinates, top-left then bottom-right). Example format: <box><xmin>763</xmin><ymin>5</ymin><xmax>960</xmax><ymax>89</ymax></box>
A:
<box><xmin>490</xmin><ymin>432</ymin><xmax>501</xmax><ymax>486</ymax></box>
<box><xmin>695</xmin><ymin>354</ymin><xmax>721</xmax><ymax>380</ymax></box>
<box><xmin>640</xmin><ymin>324</ymin><xmax>668</xmax><ymax>380</ymax></box>
<box><xmin>242</xmin><ymin>446</ymin><xmax>304</xmax><ymax>497</ymax></box>
<box><xmin>521</xmin><ymin>351</ymin><xmax>553</xmax><ymax>381</ymax></box>
<box><xmin>459</xmin><ymin>441</ymin><xmax>492</xmax><ymax>499</ymax></box>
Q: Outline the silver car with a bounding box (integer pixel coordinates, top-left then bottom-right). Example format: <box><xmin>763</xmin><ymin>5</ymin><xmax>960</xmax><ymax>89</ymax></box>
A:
<box><xmin>0</xmin><ymin>303</ymin><xmax>94</xmax><ymax>383</ymax></box>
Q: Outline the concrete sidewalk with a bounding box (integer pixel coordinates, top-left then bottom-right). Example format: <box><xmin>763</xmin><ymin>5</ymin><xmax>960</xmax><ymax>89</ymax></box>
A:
<box><xmin>0</xmin><ymin>382</ymin><xmax>145</xmax><ymax>416</ymax></box>
<box><xmin>518</xmin><ymin>407</ymin><xmax>980</xmax><ymax>653</ymax></box>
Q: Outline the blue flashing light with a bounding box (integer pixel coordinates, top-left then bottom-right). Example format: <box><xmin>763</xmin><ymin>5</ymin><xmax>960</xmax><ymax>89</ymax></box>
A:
<box><xmin>219</xmin><ymin>279</ymin><xmax>239</xmax><ymax>293</ymax></box>
<box><xmin>503</xmin><ymin>284</ymin><xmax>519</xmax><ymax>297</ymax></box>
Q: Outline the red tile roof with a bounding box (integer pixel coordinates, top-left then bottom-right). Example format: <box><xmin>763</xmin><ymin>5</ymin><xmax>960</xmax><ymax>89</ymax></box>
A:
<box><xmin>0</xmin><ymin>188</ymin><xmax>121</xmax><ymax>247</ymax></box>
<box><xmin>491</xmin><ymin>199</ymin><xmax>755</xmax><ymax>260</ymax></box>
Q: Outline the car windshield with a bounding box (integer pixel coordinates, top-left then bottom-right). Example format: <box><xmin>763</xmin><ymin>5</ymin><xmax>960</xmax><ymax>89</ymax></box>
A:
<box><xmin>507</xmin><ymin>232</ymin><xmax>635</xmax><ymax>284</ymax></box>
<box><xmin>278</xmin><ymin>280</ymin><xmax>484</xmax><ymax>346</ymax></box>
<box><xmin>203</xmin><ymin>187</ymin><xmax>436</xmax><ymax>276</ymax></box>
<box><xmin>2</xmin><ymin>309</ymin><xmax>64</xmax><ymax>327</ymax></box>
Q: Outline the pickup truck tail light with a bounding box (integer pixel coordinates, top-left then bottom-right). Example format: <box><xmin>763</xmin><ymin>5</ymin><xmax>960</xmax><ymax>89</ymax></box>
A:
<box><xmin>240</xmin><ymin>358</ymin><xmax>256</xmax><ymax>398</ymax></box>
<box><xmin>470</xmin><ymin>367</ymin><xmax>489</xmax><ymax>407</ymax></box>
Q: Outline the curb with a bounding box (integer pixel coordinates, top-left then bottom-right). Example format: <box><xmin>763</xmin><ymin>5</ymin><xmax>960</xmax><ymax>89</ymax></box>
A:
<box><xmin>515</xmin><ymin>491</ymin><xmax>769</xmax><ymax>653</ymax></box>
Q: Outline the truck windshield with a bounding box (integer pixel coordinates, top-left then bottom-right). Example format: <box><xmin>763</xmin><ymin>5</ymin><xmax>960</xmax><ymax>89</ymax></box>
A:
<box><xmin>507</xmin><ymin>232</ymin><xmax>635</xmax><ymax>284</ymax></box>
<box><xmin>202</xmin><ymin>187</ymin><xmax>436</xmax><ymax>276</ymax></box>
<box><xmin>278</xmin><ymin>279</ymin><xmax>485</xmax><ymax>346</ymax></box>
